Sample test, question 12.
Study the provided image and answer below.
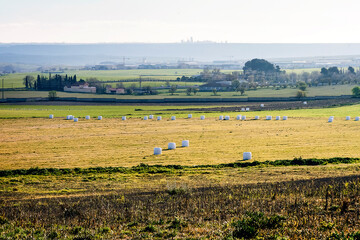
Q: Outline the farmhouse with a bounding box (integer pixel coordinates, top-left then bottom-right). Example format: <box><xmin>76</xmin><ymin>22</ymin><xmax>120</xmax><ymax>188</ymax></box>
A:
<box><xmin>64</xmin><ymin>83</ymin><xmax>96</xmax><ymax>93</ymax></box>
<box><xmin>106</xmin><ymin>87</ymin><xmax>125</xmax><ymax>94</ymax></box>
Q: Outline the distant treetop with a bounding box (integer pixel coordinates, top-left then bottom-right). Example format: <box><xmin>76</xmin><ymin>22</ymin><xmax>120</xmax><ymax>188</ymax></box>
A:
<box><xmin>243</xmin><ymin>58</ymin><xmax>280</xmax><ymax>73</ymax></box>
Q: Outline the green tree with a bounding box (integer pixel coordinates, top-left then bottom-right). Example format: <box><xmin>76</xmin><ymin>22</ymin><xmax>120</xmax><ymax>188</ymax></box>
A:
<box><xmin>169</xmin><ymin>85</ymin><xmax>177</xmax><ymax>95</ymax></box>
<box><xmin>297</xmin><ymin>81</ymin><xmax>307</xmax><ymax>91</ymax></box>
<box><xmin>231</xmin><ymin>80</ymin><xmax>240</xmax><ymax>91</ymax></box>
<box><xmin>186</xmin><ymin>87</ymin><xmax>192</xmax><ymax>96</ymax></box>
<box><xmin>352</xmin><ymin>86</ymin><xmax>360</xmax><ymax>97</ymax></box>
<box><xmin>193</xmin><ymin>88</ymin><xmax>199</xmax><ymax>95</ymax></box>
<box><xmin>48</xmin><ymin>91</ymin><xmax>57</xmax><ymax>100</ymax></box>
<box><xmin>296</xmin><ymin>90</ymin><xmax>307</xmax><ymax>98</ymax></box>
<box><xmin>243</xmin><ymin>59</ymin><xmax>278</xmax><ymax>73</ymax></box>
<box><xmin>348</xmin><ymin>66</ymin><xmax>355</xmax><ymax>74</ymax></box>
<box><xmin>212</xmin><ymin>89</ymin><xmax>218</xmax><ymax>96</ymax></box>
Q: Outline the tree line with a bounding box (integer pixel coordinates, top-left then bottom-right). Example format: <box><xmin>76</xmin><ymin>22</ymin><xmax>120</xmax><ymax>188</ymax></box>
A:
<box><xmin>24</xmin><ymin>74</ymin><xmax>81</xmax><ymax>91</ymax></box>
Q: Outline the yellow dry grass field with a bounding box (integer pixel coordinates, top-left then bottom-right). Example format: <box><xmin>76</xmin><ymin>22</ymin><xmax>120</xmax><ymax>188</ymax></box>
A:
<box><xmin>1</xmin><ymin>116</ymin><xmax>360</xmax><ymax>170</ymax></box>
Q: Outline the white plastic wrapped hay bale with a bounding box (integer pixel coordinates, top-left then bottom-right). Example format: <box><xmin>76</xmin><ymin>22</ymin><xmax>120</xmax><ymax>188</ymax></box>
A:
<box><xmin>154</xmin><ymin>147</ymin><xmax>162</xmax><ymax>155</ymax></box>
<box><xmin>276</xmin><ymin>116</ymin><xmax>280</xmax><ymax>120</ymax></box>
<box><xmin>328</xmin><ymin>117</ymin><xmax>333</xmax><ymax>122</ymax></box>
<box><xmin>157</xmin><ymin>116</ymin><xmax>162</xmax><ymax>120</ymax></box>
<box><xmin>236</xmin><ymin>115</ymin><xmax>242</xmax><ymax>120</ymax></box>
<box><xmin>266</xmin><ymin>116</ymin><xmax>272</xmax><ymax>120</ymax></box>
<box><xmin>255</xmin><ymin>116</ymin><xmax>259</xmax><ymax>120</ymax></box>
<box><xmin>346</xmin><ymin>116</ymin><xmax>351</xmax><ymax>120</ymax></box>
<box><xmin>283</xmin><ymin>116</ymin><xmax>288</xmax><ymax>120</ymax></box>
<box><xmin>171</xmin><ymin>116</ymin><xmax>176</xmax><ymax>120</ymax></box>
<box><xmin>143</xmin><ymin>116</ymin><xmax>148</xmax><ymax>120</ymax></box>
<box><xmin>86</xmin><ymin>115</ymin><xmax>91</xmax><ymax>120</ymax></box>
<box><xmin>303</xmin><ymin>101</ymin><xmax>307</xmax><ymax>105</ymax></box>
<box><xmin>219</xmin><ymin>115</ymin><xmax>224</xmax><ymax>120</ymax></box>
<box><xmin>200</xmin><ymin>115</ymin><xmax>205</xmax><ymax>120</ymax></box>
<box><xmin>168</xmin><ymin>142</ymin><xmax>176</xmax><ymax>150</ymax></box>
<box><xmin>182</xmin><ymin>140</ymin><xmax>189</xmax><ymax>147</ymax></box>
<box><xmin>149</xmin><ymin>115</ymin><xmax>154</xmax><ymax>119</ymax></box>
<box><xmin>98</xmin><ymin>116</ymin><xmax>102</xmax><ymax>120</ymax></box>
<box><xmin>49</xmin><ymin>114</ymin><xmax>54</xmax><ymax>119</ymax></box>
<box><xmin>188</xmin><ymin>114</ymin><xmax>192</xmax><ymax>118</ymax></box>
<box><xmin>242</xmin><ymin>115</ymin><xmax>246</xmax><ymax>120</ymax></box>
<box><xmin>260</xmin><ymin>104</ymin><xmax>264</xmax><ymax>107</ymax></box>
<box><xmin>243</xmin><ymin>152</ymin><xmax>252</xmax><ymax>160</ymax></box>
<box><xmin>122</xmin><ymin>116</ymin><xmax>126</xmax><ymax>121</ymax></box>
<box><xmin>225</xmin><ymin>116</ymin><xmax>230</xmax><ymax>120</ymax></box>
<box><xmin>355</xmin><ymin>116</ymin><xmax>360</xmax><ymax>121</ymax></box>
<box><xmin>74</xmin><ymin>118</ymin><xmax>78</xmax><ymax>122</ymax></box>
<box><xmin>241</xmin><ymin>108</ymin><xmax>245</xmax><ymax>112</ymax></box>
<box><xmin>246</xmin><ymin>108</ymin><xmax>250</xmax><ymax>111</ymax></box>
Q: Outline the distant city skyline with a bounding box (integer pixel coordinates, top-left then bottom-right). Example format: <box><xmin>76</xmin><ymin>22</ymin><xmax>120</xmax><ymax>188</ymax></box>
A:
<box><xmin>1</xmin><ymin>0</ymin><xmax>359</xmax><ymax>43</ymax></box>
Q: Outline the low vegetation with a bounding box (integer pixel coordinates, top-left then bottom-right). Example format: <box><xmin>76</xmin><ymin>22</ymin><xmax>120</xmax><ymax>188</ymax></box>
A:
<box><xmin>2</xmin><ymin>103</ymin><xmax>360</xmax><ymax>238</ymax></box>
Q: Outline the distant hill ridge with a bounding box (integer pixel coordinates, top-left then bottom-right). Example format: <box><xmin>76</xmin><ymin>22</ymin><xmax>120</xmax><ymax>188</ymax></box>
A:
<box><xmin>1</xmin><ymin>43</ymin><xmax>360</xmax><ymax>65</ymax></box>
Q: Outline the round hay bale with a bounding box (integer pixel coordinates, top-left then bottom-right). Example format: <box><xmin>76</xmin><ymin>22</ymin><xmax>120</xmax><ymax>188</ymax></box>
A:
<box><xmin>276</xmin><ymin>116</ymin><xmax>280</xmax><ymax>120</ymax></box>
<box><xmin>303</xmin><ymin>101</ymin><xmax>307</xmax><ymax>105</ymax></box>
<box><xmin>225</xmin><ymin>116</ymin><xmax>230</xmax><ymax>120</ymax></box>
<box><xmin>149</xmin><ymin>115</ymin><xmax>154</xmax><ymax>119</ymax></box>
<box><xmin>85</xmin><ymin>115</ymin><xmax>91</xmax><ymax>120</ymax></box>
<box><xmin>246</xmin><ymin>108</ymin><xmax>250</xmax><ymax>111</ymax></box>
<box><xmin>236</xmin><ymin>115</ymin><xmax>242</xmax><ymax>120</ymax></box>
<box><xmin>157</xmin><ymin>116</ymin><xmax>162</xmax><ymax>120</ymax></box>
<box><xmin>346</xmin><ymin>116</ymin><xmax>351</xmax><ymax>120</ymax></box>
<box><xmin>242</xmin><ymin>115</ymin><xmax>246</xmax><ymax>120</ymax></box>
<box><xmin>188</xmin><ymin>114</ymin><xmax>192</xmax><ymax>118</ymax></box>
<box><xmin>260</xmin><ymin>104</ymin><xmax>264</xmax><ymax>107</ymax></box>
<box><xmin>171</xmin><ymin>116</ymin><xmax>176</xmax><ymax>120</ymax></box>
<box><xmin>255</xmin><ymin>116</ymin><xmax>259</xmax><ymax>120</ymax></box>
<box><xmin>49</xmin><ymin>114</ymin><xmax>54</xmax><ymax>119</ymax></box>
<box><xmin>122</xmin><ymin>116</ymin><xmax>126</xmax><ymax>121</ymax></box>
<box><xmin>200</xmin><ymin>115</ymin><xmax>205</xmax><ymax>120</ymax></box>
<box><xmin>182</xmin><ymin>140</ymin><xmax>189</xmax><ymax>147</ymax></box>
<box><xmin>143</xmin><ymin>116</ymin><xmax>148</xmax><ymax>120</ymax></box>
<box><xmin>283</xmin><ymin>116</ymin><xmax>288</xmax><ymax>120</ymax></box>
<box><xmin>355</xmin><ymin>116</ymin><xmax>360</xmax><ymax>121</ymax></box>
<box><xmin>241</xmin><ymin>108</ymin><xmax>245</xmax><ymax>112</ymax></box>
<box><xmin>98</xmin><ymin>116</ymin><xmax>102</xmax><ymax>120</ymax></box>
<box><xmin>154</xmin><ymin>147</ymin><xmax>162</xmax><ymax>155</ymax></box>
<box><xmin>74</xmin><ymin>118</ymin><xmax>78</xmax><ymax>122</ymax></box>
<box><xmin>219</xmin><ymin>115</ymin><xmax>224</xmax><ymax>120</ymax></box>
<box><xmin>168</xmin><ymin>142</ymin><xmax>176</xmax><ymax>150</ymax></box>
<box><xmin>243</xmin><ymin>152</ymin><xmax>252</xmax><ymax>160</ymax></box>
<box><xmin>328</xmin><ymin>117</ymin><xmax>333</xmax><ymax>122</ymax></box>
<box><xmin>266</xmin><ymin>116</ymin><xmax>272</xmax><ymax>120</ymax></box>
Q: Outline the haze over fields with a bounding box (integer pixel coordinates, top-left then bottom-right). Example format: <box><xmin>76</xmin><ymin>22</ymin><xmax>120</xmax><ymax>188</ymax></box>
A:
<box><xmin>2</xmin><ymin>43</ymin><xmax>360</xmax><ymax>65</ymax></box>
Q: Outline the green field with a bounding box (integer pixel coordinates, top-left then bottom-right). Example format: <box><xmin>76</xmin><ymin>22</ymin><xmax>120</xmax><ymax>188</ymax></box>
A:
<box><xmin>1</xmin><ymin>68</ymin><xmax>324</xmax><ymax>88</ymax></box>
<box><xmin>1</xmin><ymin>104</ymin><xmax>360</xmax><ymax>170</ymax></box>
<box><xmin>1</xmin><ymin>69</ymin><xmax>204</xmax><ymax>88</ymax></box>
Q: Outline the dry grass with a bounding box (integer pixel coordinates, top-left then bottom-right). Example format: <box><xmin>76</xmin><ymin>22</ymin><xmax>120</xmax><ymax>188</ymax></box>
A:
<box><xmin>1</xmin><ymin>116</ymin><xmax>360</xmax><ymax>170</ymax></box>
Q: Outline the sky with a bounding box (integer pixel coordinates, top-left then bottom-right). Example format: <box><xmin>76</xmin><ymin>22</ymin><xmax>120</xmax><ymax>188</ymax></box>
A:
<box><xmin>0</xmin><ymin>0</ymin><xmax>359</xmax><ymax>43</ymax></box>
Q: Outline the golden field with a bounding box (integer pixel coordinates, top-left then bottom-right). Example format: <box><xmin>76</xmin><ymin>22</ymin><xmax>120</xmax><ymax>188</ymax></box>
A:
<box><xmin>1</xmin><ymin>113</ymin><xmax>360</xmax><ymax>170</ymax></box>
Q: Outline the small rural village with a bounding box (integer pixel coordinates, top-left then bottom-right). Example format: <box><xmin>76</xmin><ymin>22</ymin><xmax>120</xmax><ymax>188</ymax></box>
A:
<box><xmin>2</xmin><ymin>0</ymin><xmax>360</xmax><ymax>239</ymax></box>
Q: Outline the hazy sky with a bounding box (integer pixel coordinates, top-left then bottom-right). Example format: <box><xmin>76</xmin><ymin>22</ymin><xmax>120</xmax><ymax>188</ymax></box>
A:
<box><xmin>1</xmin><ymin>0</ymin><xmax>359</xmax><ymax>43</ymax></box>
